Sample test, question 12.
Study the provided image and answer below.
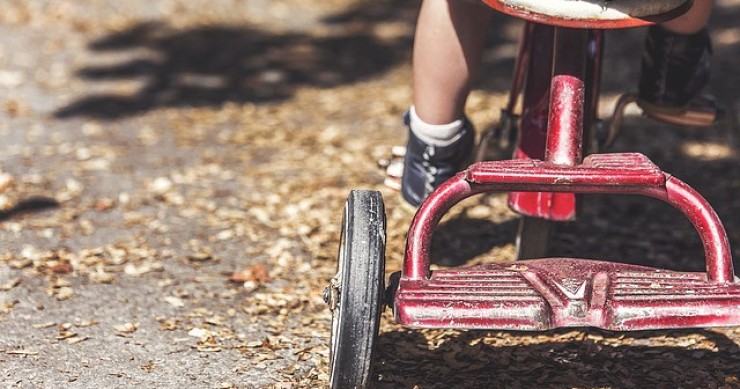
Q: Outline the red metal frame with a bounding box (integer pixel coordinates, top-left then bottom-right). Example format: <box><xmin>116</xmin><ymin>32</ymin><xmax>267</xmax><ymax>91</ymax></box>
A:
<box><xmin>395</xmin><ymin>258</ymin><xmax>740</xmax><ymax>330</ymax></box>
<box><xmin>509</xmin><ymin>25</ymin><xmax>596</xmax><ymax>221</ymax></box>
<box><xmin>403</xmin><ymin>154</ymin><xmax>733</xmax><ymax>283</ymax></box>
<box><xmin>396</xmin><ymin>154</ymin><xmax>739</xmax><ymax>330</ymax></box>
<box><xmin>392</xmin><ymin>19</ymin><xmax>740</xmax><ymax>332</ymax></box>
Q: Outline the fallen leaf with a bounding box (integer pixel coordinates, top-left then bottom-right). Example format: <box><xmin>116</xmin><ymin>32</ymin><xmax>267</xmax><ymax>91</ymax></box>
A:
<box><xmin>67</xmin><ymin>336</ymin><xmax>89</xmax><ymax>345</ymax></box>
<box><xmin>56</xmin><ymin>331</ymin><xmax>78</xmax><ymax>340</ymax></box>
<box><xmin>114</xmin><ymin>322</ymin><xmax>137</xmax><ymax>334</ymax></box>
<box><xmin>188</xmin><ymin>327</ymin><xmax>210</xmax><ymax>338</ymax></box>
<box><xmin>6</xmin><ymin>349</ymin><xmax>38</xmax><ymax>355</ymax></box>
<box><xmin>56</xmin><ymin>287</ymin><xmax>74</xmax><ymax>301</ymax></box>
<box><xmin>0</xmin><ymin>278</ymin><xmax>20</xmax><ymax>291</ymax></box>
<box><xmin>163</xmin><ymin>296</ymin><xmax>185</xmax><ymax>308</ymax></box>
<box><xmin>0</xmin><ymin>173</ymin><xmax>14</xmax><ymax>193</ymax></box>
<box><xmin>50</xmin><ymin>260</ymin><xmax>74</xmax><ymax>274</ymax></box>
<box><xmin>229</xmin><ymin>263</ymin><xmax>270</xmax><ymax>283</ymax></box>
<box><xmin>140</xmin><ymin>361</ymin><xmax>156</xmax><ymax>373</ymax></box>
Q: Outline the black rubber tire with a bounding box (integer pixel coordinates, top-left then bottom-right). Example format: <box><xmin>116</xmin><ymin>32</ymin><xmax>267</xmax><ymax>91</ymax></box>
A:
<box><xmin>515</xmin><ymin>216</ymin><xmax>553</xmax><ymax>260</ymax></box>
<box><xmin>329</xmin><ymin>190</ymin><xmax>386</xmax><ymax>389</ymax></box>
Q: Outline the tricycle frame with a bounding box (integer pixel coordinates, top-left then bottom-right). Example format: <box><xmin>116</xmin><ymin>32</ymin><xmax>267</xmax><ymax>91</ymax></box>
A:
<box><xmin>392</xmin><ymin>18</ymin><xmax>740</xmax><ymax>331</ymax></box>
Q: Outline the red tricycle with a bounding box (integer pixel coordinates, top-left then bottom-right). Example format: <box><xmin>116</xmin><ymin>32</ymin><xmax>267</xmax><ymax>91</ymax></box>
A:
<box><xmin>324</xmin><ymin>0</ymin><xmax>738</xmax><ymax>387</ymax></box>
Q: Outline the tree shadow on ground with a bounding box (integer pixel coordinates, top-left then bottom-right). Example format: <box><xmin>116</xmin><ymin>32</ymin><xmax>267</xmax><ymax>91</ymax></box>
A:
<box><xmin>54</xmin><ymin>1</ymin><xmax>520</xmax><ymax>120</ymax></box>
<box><xmin>54</xmin><ymin>21</ymin><xmax>410</xmax><ymax>119</ymax></box>
<box><xmin>0</xmin><ymin>197</ymin><xmax>59</xmax><ymax>222</ymax></box>
<box><xmin>375</xmin><ymin>327</ymin><xmax>740</xmax><ymax>388</ymax></box>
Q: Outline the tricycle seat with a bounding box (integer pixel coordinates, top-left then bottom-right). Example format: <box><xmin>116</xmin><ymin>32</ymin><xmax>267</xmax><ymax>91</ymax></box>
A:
<box><xmin>481</xmin><ymin>0</ymin><xmax>691</xmax><ymax>29</ymax></box>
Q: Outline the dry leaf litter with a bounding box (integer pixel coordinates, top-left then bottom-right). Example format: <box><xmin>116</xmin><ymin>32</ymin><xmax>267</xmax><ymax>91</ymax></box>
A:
<box><xmin>0</xmin><ymin>0</ymin><xmax>739</xmax><ymax>388</ymax></box>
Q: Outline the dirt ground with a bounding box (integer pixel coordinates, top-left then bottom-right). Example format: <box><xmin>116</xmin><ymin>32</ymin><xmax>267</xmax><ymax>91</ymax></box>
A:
<box><xmin>0</xmin><ymin>0</ymin><xmax>739</xmax><ymax>388</ymax></box>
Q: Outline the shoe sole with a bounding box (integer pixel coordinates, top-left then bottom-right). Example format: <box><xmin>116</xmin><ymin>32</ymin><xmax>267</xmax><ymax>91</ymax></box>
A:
<box><xmin>638</xmin><ymin>98</ymin><xmax>721</xmax><ymax>128</ymax></box>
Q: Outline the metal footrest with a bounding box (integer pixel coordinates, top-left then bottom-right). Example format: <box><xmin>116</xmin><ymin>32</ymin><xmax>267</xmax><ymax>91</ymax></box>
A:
<box><xmin>465</xmin><ymin>152</ymin><xmax>665</xmax><ymax>190</ymax></box>
<box><xmin>399</xmin><ymin>152</ymin><xmax>737</xmax><ymax>330</ymax></box>
<box><xmin>394</xmin><ymin>258</ymin><xmax>740</xmax><ymax>331</ymax></box>
<box><xmin>484</xmin><ymin>152</ymin><xmax>665</xmax><ymax>220</ymax></box>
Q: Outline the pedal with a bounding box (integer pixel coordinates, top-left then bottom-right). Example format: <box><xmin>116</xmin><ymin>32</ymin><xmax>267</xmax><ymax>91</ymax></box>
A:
<box><xmin>605</xmin><ymin>93</ymin><xmax>732</xmax><ymax>149</ymax></box>
<box><xmin>638</xmin><ymin>94</ymin><xmax>725</xmax><ymax>128</ymax></box>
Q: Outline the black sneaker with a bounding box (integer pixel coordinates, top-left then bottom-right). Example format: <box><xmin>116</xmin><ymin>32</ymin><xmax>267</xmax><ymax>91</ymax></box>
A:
<box><xmin>400</xmin><ymin>115</ymin><xmax>475</xmax><ymax>208</ymax></box>
<box><xmin>637</xmin><ymin>25</ymin><xmax>720</xmax><ymax>126</ymax></box>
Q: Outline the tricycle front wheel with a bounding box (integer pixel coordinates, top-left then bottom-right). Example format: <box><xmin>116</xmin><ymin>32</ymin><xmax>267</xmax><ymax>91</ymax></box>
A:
<box><xmin>327</xmin><ymin>190</ymin><xmax>386</xmax><ymax>389</ymax></box>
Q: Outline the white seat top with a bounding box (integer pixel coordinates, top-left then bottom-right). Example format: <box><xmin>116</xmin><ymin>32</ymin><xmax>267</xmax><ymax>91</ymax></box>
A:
<box><xmin>495</xmin><ymin>0</ymin><xmax>687</xmax><ymax>21</ymax></box>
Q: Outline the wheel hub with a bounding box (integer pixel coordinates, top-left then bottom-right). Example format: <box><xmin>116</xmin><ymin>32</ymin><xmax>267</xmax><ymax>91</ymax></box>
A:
<box><xmin>323</xmin><ymin>279</ymin><xmax>340</xmax><ymax>311</ymax></box>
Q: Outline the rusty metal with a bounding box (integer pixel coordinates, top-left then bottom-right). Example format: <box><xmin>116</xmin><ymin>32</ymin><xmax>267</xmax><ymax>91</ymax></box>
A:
<box><xmin>403</xmin><ymin>153</ymin><xmax>732</xmax><ymax>280</ymax></box>
<box><xmin>507</xmin><ymin>24</ymin><xmax>579</xmax><ymax>221</ymax></box>
<box><xmin>389</xmin><ymin>0</ymin><xmax>740</xmax><ymax>355</ymax></box>
<box><xmin>394</xmin><ymin>258</ymin><xmax>740</xmax><ymax>331</ymax></box>
<box><xmin>397</xmin><ymin>153</ymin><xmax>739</xmax><ymax>330</ymax></box>
<box><xmin>545</xmin><ymin>28</ymin><xmax>587</xmax><ymax>166</ymax></box>
<box><xmin>545</xmin><ymin>74</ymin><xmax>584</xmax><ymax>166</ymax></box>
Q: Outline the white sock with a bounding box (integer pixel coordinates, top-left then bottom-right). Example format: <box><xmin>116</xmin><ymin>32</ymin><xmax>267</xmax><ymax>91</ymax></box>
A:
<box><xmin>408</xmin><ymin>106</ymin><xmax>465</xmax><ymax>147</ymax></box>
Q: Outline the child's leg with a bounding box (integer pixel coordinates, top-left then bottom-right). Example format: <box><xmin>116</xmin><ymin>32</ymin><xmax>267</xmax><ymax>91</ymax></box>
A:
<box><xmin>399</xmin><ymin>0</ymin><xmax>493</xmax><ymax>207</ymax></box>
<box><xmin>661</xmin><ymin>0</ymin><xmax>714</xmax><ymax>34</ymax></box>
<box><xmin>412</xmin><ymin>0</ymin><xmax>493</xmax><ymax>125</ymax></box>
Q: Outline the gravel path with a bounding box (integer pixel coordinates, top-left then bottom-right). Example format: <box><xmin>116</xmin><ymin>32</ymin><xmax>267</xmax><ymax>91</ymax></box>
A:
<box><xmin>0</xmin><ymin>1</ymin><xmax>739</xmax><ymax>388</ymax></box>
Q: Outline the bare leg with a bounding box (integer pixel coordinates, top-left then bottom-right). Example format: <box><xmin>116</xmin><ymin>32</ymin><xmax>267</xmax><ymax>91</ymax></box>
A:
<box><xmin>661</xmin><ymin>0</ymin><xmax>714</xmax><ymax>34</ymax></box>
<box><xmin>412</xmin><ymin>0</ymin><xmax>493</xmax><ymax>125</ymax></box>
